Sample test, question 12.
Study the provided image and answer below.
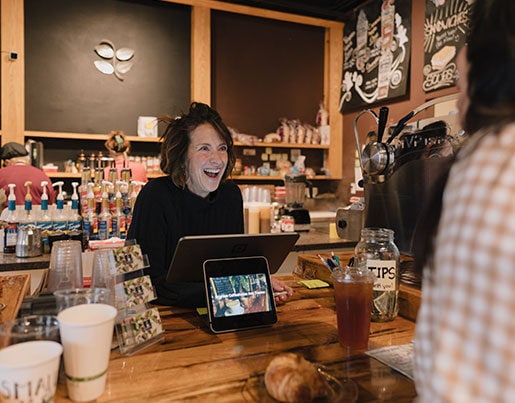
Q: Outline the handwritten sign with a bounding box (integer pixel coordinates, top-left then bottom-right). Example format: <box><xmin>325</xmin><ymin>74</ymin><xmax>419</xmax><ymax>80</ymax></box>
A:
<box><xmin>339</xmin><ymin>0</ymin><xmax>412</xmax><ymax>112</ymax></box>
<box><xmin>423</xmin><ymin>0</ymin><xmax>474</xmax><ymax>92</ymax></box>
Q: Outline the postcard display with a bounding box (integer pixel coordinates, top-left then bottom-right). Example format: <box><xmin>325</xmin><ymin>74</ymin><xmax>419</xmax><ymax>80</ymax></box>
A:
<box><xmin>109</xmin><ymin>244</ymin><xmax>165</xmax><ymax>355</ymax></box>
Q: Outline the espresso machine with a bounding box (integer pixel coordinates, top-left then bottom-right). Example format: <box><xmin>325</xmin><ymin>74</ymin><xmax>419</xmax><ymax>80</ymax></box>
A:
<box><xmin>336</xmin><ymin>94</ymin><xmax>465</xmax><ymax>285</ymax></box>
<box><xmin>282</xmin><ymin>174</ymin><xmax>313</xmax><ymax>232</ymax></box>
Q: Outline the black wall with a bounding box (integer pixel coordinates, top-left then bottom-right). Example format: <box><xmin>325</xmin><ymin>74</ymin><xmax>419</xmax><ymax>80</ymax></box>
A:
<box><xmin>25</xmin><ymin>0</ymin><xmax>191</xmax><ymax>135</ymax></box>
<box><xmin>212</xmin><ymin>11</ymin><xmax>325</xmax><ymax>135</ymax></box>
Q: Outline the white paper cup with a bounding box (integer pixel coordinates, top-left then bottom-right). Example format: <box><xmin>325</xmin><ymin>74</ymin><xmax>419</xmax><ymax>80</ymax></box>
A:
<box><xmin>0</xmin><ymin>340</ymin><xmax>62</xmax><ymax>402</ymax></box>
<box><xmin>58</xmin><ymin>303</ymin><xmax>117</xmax><ymax>402</ymax></box>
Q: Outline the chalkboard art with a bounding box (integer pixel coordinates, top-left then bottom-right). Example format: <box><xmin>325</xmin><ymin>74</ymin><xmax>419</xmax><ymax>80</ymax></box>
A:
<box><xmin>423</xmin><ymin>0</ymin><xmax>474</xmax><ymax>92</ymax></box>
<box><xmin>339</xmin><ymin>0</ymin><xmax>411</xmax><ymax>112</ymax></box>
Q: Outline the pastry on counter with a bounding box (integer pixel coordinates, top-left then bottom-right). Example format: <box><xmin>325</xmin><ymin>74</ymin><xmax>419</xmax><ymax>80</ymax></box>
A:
<box><xmin>264</xmin><ymin>353</ymin><xmax>327</xmax><ymax>402</ymax></box>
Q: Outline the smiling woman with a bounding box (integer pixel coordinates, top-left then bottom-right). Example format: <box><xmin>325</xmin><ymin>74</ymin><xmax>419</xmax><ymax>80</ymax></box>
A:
<box><xmin>127</xmin><ymin>102</ymin><xmax>294</xmax><ymax>307</ymax></box>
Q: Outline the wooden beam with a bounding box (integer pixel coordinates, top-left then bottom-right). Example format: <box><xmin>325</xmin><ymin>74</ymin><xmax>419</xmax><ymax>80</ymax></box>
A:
<box><xmin>1</xmin><ymin>0</ymin><xmax>25</xmax><ymax>144</ymax></box>
<box><xmin>164</xmin><ymin>0</ymin><xmax>342</xmax><ymax>28</ymax></box>
<box><xmin>191</xmin><ymin>6</ymin><xmax>211</xmax><ymax>104</ymax></box>
<box><xmin>325</xmin><ymin>25</ymin><xmax>343</xmax><ymax>179</ymax></box>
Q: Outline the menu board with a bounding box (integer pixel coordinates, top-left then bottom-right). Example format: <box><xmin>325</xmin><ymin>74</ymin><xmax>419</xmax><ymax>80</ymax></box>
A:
<box><xmin>339</xmin><ymin>0</ymin><xmax>412</xmax><ymax>112</ymax></box>
<box><xmin>423</xmin><ymin>0</ymin><xmax>474</xmax><ymax>92</ymax></box>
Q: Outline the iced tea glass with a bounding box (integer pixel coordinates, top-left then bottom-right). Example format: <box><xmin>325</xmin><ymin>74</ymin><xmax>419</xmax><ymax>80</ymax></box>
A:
<box><xmin>332</xmin><ymin>265</ymin><xmax>374</xmax><ymax>351</ymax></box>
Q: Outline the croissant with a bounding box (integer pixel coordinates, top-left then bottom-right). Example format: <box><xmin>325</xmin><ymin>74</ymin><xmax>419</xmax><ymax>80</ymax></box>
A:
<box><xmin>264</xmin><ymin>353</ymin><xmax>327</xmax><ymax>402</ymax></box>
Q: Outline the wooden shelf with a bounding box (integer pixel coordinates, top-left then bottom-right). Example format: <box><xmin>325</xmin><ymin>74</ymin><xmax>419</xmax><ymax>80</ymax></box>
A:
<box><xmin>25</xmin><ymin>131</ymin><xmax>161</xmax><ymax>143</ymax></box>
<box><xmin>231</xmin><ymin>175</ymin><xmax>332</xmax><ymax>181</ymax></box>
<box><xmin>234</xmin><ymin>141</ymin><xmax>329</xmax><ymax>150</ymax></box>
<box><xmin>45</xmin><ymin>172</ymin><xmax>164</xmax><ymax>179</ymax></box>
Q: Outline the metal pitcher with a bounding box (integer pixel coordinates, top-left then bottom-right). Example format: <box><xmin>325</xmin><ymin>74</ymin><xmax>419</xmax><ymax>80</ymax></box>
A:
<box><xmin>16</xmin><ymin>225</ymin><xmax>42</xmax><ymax>258</ymax></box>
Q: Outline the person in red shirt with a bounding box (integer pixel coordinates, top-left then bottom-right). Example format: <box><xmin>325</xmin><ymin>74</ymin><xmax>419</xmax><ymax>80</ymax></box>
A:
<box><xmin>0</xmin><ymin>142</ymin><xmax>55</xmax><ymax>208</ymax></box>
<box><xmin>103</xmin><ymin>131</ymin><xmax>148</xmax><ymax>183</ymax></box>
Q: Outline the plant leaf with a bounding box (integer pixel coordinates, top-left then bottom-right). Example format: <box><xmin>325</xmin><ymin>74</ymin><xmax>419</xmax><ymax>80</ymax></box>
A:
<box><xmin>116</xmin><ymin>47</ymin><xmax>134</xmax><ymax>61</ymax></box>
<box><xmin>116</xmin><ymin>61</ymin><xmax>133</xmax><ymax>74</ymax></box>
<box><xmin>94</xmin><ymin>44</ymin><xmax>114</xmax><ymax>59</ymax></box>
<box><xmin>94</xmin><ymin>60</ymin><xmax>114</xmax><ymax>75</ymax></box>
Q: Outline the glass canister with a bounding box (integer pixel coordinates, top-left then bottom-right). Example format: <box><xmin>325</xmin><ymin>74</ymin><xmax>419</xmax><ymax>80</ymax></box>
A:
<box><xmin>354</xmin><ymin>227</ymin><xmax>400</xmax><ymax>322</ymax></box>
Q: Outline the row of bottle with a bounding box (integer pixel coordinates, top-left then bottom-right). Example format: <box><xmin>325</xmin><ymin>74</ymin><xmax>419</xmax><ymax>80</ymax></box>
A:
<box><xmin>2</xmin><ymin>177</ymin><xmax>143</xmax><ymax>253</ymax></box>
<box><xmin>2</xmin><ymin>181</ymin><xmax>82</xmax><ymax>253</ymax></box>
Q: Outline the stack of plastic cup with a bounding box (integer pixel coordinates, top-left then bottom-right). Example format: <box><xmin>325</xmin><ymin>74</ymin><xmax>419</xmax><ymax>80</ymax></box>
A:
<box><xmin>46</xmin><ymin>240</ymin><xmax>83</xmax><ymax>292</ymax></box>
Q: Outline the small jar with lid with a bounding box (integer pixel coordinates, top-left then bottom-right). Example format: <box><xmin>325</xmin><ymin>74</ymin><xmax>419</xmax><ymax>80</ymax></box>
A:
<box><xmin>354</xmin><ymin>227</ymin><xmax>400</xmax><ymax>322</ymax></box>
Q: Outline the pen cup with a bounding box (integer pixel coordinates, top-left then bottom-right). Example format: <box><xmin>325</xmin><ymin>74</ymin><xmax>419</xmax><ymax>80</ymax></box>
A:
<box><xmin>332</xmin><ymin>266</ymin><xmax>375</xmax><ymax>351</ymax></box>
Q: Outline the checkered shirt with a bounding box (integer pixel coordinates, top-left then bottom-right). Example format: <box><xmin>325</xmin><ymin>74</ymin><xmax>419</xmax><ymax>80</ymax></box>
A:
<box><xmin>414</xmin><ymin>123</ymin><xmax>515</xmax><ymax>403</ymax></box>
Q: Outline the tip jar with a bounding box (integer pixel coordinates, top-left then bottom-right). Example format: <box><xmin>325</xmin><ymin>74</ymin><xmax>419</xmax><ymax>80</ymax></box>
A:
<box><xmin>354</xmin><ymin>227</ymin><xmax>400</xmax><ymax>322</ymax></box>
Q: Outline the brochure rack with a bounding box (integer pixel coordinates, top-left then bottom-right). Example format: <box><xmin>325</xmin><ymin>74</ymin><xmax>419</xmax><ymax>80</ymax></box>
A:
<box><xmin>107</xmin><ymin>244</ymin><xmax>165</xmax><ymax>355</ymax></box>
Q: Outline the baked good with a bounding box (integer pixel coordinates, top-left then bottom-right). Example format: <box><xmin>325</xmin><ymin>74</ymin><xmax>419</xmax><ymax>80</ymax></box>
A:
<box><xmin>264</xmin><ymin>353</ymin><xmax>327</xmax><ymax>402</ymax></box>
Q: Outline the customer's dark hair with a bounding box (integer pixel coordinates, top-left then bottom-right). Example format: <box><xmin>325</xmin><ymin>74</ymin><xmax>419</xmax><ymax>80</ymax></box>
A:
<box><xmin>414</xmin><ymin>0</ymin><xmax>515</xmax><ymax>272</ymax></box>
<box><xmin>159</xmin><ymin>102</ymin><xmax>235</xmax><ymax>188</ymax></box>
<box><xmin>464</xmin><ymin>0</ymin><xmax>515</xmax><ymax>134</ymax></box>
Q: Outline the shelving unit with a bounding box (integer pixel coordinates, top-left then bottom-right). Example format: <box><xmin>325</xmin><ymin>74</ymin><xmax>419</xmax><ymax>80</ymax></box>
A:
<box><xmin>24</xmin><ymin>132</ymin><xmax>333</xmax><ymax>181</ymax></box>
<box><xmin>2</xmin><ymin>0</ymin><xmax>343</xmax><ymax>185</ymax></box>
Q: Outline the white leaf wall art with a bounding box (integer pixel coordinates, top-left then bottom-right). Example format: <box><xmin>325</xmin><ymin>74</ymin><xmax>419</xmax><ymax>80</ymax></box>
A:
<box><xmin>94</xmin><ymin>60</ymin><xmax>115</xmax><ymax>75</ymax></box>
<box><xmin>93</xmin><ymin>39</ymin><xmax>134</xmax><ymax>81</ymax></box>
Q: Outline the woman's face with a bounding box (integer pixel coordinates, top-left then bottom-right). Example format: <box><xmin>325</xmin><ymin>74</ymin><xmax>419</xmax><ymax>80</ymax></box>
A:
<box><xmin>456</xmin><ymin>47</ymin><xmax>470</xmax><ymax>130</ymax></box>
<box><xmin>186</xmin><ymin>123</ymin><xmax>228</xmax><ymax>198</ymax></box>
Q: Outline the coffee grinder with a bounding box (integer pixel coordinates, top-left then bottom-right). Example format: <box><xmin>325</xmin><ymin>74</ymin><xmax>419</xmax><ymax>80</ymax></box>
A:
<box><xmin>282</xmin><ymin>174</ymin><xmax>313</xmax><ymax>231</ymax></box>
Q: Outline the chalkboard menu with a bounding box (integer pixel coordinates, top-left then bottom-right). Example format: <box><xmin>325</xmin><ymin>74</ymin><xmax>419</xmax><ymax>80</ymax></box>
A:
<box><xmin>339</xmin><ymin>0</ymin><xmax>412</xmax><ymax>112</ymax></box>
<box><xmin>423</xmin><ymin>0</ymin><xmax>474</xmax><ymax>92</ymax></box>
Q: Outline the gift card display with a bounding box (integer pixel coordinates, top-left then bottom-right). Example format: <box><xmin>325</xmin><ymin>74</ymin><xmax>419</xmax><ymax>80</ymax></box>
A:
<box><xmin>117</xmin><ymin>275</ymin><xmax>157</xmax><ymax>308</ymax></box>
<box><xmin>113</xmin><ymin>245</ymin><xmax>146</xmax><ymax>274</ymax></box>
<box><xmin>119</xmin><ymin>307</ymin><xmax>164</xmax><ymax>347</ymax></box>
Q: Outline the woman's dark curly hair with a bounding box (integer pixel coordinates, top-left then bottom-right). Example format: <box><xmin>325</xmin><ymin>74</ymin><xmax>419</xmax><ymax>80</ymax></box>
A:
<box><xmin>159</xmin><ymin>102</ymin><xmax>235</xmax><ymax>188</ymax></box>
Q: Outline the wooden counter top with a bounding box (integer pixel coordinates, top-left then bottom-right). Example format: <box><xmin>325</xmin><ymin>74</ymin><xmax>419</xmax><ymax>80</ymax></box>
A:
<box><xmin>54</xmin><ymin>275</ymin><xmax>417</xmax><ymax>402</ymax></box>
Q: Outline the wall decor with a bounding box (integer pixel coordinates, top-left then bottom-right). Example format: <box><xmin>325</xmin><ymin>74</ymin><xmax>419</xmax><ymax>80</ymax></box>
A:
<box><xmin>339</xmin><ymin>0</ymin><xmax>412</xmax><ymax>112</ymax></box>
<box><xmin>423</xmin><ymin>0</ymin><xmax>474</xmax><ymax>92</ymax></box>
<box><xmin>94</xmin><ymin>39</ymin><xmax>134</xmax><ymax>81</ymax></box>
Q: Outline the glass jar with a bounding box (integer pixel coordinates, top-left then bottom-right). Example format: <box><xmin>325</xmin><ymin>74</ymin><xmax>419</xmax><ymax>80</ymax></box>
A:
<box><xmin>354</xmin><ymin>227</ymin><xmax>400</xmax><ymax>322</ymax></box>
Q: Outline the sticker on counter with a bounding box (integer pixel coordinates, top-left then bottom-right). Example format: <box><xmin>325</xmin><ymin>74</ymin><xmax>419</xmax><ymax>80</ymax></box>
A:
<box><xmin>298</xmin><ymin>279</ymin><xmax>330</xmax><ymax>289</ymax></box>
<box><xmin>113</xmin><ymin>244</ymin><xmax>146</xmax><ymax>274</ymax></box>
<box><xmin>117</xmin><ymin>275</ymin><xmax>156</xmax><ymax>308</ymax></box>
<box><xmin>119</xmin><ymin>307</ymin><xmax>164</xmax><ymax>346</ymax></box>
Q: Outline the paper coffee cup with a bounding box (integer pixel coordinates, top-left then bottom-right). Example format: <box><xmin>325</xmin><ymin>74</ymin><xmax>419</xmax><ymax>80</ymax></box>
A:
<box><xmin>58</xmin><ymin>303</ymin><xmax>117</xmax><ymax>402</ymax></box>
<box><xmin>0</xmin><ymin>340</ymin><xmax>62</xmax><ymax>402</ymax></box>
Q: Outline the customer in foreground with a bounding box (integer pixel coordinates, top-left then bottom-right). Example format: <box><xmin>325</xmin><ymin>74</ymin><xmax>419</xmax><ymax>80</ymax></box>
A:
<box><xmin>413</xmin><ymin>0</ymin><xmax>515</xmax><ymax>401</ymax></box>
<box><xmin>127</xmin><ymin>102</ymin><xmax>293</xmax><ymax>307</ymax></box>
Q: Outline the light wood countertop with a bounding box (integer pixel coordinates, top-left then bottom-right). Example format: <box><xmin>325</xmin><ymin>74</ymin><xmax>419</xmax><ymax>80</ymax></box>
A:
<box><xmin>54</xmin><ymin>274</ymin><xmax>417</xmax><ymax>402</ymax></box>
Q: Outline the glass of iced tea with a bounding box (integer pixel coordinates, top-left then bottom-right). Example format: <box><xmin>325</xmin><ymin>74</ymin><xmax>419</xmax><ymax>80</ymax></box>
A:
<box><xmin>332</xmin><ymin>265</ymin><xmax>375</xmax><ymax>351</ymax></box>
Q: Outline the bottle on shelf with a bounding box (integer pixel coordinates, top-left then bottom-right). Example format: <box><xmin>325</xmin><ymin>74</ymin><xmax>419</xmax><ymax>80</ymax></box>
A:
<box><xmin>68</xmin><ymin>182</ymin><xmax>82</xmax><ymax>232</ymax></box>
<box><xmin>79</xmin><ymin>167</ymin><xmax>92</xmax><ymax>216</ymax></box>
<box><xmin>97</xmin><ymin>181</ymin><xmax>112</xmax><ymax>240</ymax></box>
<box><xmin>111</xmin><ymin>181</ymin><xmax>126</xmax><ymax>239</ymax></box>
<box><xmin>36</xmin><ymin>181</ymin><xmax>52</xmax><ymax>254</ymax></box>
<box><xmin>83</xmin><ymin>182</ymin><xmax>98</xmax><ymax>242</ymax></box>
<box><xmin>3</xmin><ymin>184</ymin><xmax>19</xmax><ymax>253</ymax></box>
<box><xmin>52</xmin><ymin>181</ymin><xmax>68</xmax><ymax>233</ymax></box>
<box><xmin>19</xmin><ymin>181</ymin><xmax>35</xmax><ymax>229</ymax></box>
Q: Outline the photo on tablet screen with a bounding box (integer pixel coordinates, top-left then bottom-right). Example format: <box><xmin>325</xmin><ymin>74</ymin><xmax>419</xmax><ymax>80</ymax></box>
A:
<box><xmin>203</xmin><ymin>256</ymin><xmax>278</xmax><ymax>333</ymax></box>
<box><xmin>208</xmin><ymin>273</ymin><xmax>274</xmax><ymax>318</ymax></box>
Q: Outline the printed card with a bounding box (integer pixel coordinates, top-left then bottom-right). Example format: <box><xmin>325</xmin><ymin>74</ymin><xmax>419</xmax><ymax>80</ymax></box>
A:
<box><xmin>119</xmin><ymin>307</ymin><xmax>164</xmax><ymax>346</ymax></box>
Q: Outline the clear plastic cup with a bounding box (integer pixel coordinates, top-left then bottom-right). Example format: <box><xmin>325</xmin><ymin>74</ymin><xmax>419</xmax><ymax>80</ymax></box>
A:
<box><xmin>46</xmin><ymin>240</ymin><xmax>83</xmax><ymax>292</ymax></box>
<box><xmin>53</xmin><ymin>288</ymin><xmax>112</xmax><ymax>312</ymax></box>
<box><xmin>0</xmin><ymin>315</ymin><xmax>60</xmax><ymax>348</ymax></box>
